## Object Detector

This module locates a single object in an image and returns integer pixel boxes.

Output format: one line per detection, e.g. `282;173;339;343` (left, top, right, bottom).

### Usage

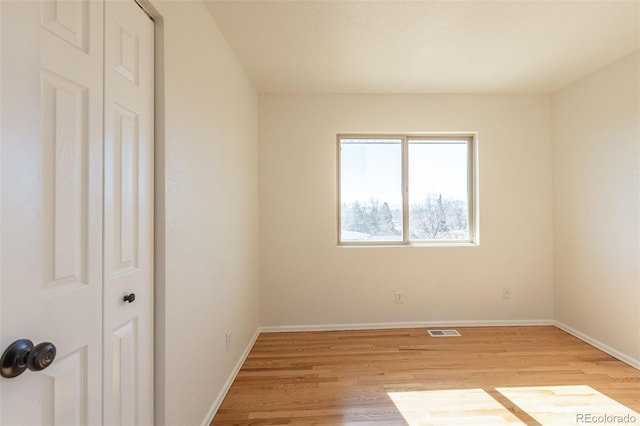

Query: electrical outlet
395;290;405;304
225;330;232;352
503;288;511;300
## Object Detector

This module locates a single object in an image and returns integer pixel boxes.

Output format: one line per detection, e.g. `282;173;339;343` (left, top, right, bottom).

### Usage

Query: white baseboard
555;321;640;371
260;319;555;333
200;327;261;426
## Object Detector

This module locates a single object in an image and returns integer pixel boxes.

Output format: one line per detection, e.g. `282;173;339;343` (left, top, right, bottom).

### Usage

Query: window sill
337;241;479;248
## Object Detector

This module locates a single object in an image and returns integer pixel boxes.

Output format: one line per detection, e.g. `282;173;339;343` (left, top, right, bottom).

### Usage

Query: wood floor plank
211;326;640;425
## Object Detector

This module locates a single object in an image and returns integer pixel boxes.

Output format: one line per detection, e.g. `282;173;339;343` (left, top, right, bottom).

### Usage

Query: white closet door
0;0;104;424
102;1;154;425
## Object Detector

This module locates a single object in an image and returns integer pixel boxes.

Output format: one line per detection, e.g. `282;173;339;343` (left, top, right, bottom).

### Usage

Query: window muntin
338;134;476;246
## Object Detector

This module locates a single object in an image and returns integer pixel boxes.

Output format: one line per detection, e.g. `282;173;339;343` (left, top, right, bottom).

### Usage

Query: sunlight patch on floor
387;388;525;425
388;385;640;426
496;385;640;426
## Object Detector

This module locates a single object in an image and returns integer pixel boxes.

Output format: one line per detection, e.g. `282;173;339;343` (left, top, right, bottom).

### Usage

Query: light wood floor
211;326;640;425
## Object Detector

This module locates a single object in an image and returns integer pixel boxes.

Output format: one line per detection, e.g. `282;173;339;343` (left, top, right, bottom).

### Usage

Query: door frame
133;1;166;423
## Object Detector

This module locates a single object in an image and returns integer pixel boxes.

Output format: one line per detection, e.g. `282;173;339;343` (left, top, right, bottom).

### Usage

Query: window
338;134;477;245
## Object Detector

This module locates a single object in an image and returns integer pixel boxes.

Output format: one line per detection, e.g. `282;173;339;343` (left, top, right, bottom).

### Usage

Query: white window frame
337;133;479;246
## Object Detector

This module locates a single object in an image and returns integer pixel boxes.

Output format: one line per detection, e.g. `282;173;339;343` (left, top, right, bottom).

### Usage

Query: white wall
552;51;640;363
152;2;259;425
259;95;554;327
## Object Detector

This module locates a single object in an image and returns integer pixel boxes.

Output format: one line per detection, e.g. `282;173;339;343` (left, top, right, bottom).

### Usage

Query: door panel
41;70;89;296
103;1;154;425
0;0;103;424
41;347;88;425
112;104;140;277
112;319;139;425
41;0;88;52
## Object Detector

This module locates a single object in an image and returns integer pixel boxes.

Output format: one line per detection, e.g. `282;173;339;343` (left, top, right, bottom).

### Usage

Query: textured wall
259;94;554;327
552;51;640;363
153;2;259;424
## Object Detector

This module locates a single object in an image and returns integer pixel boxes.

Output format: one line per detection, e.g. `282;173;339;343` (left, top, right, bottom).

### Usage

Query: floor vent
428;329;461;337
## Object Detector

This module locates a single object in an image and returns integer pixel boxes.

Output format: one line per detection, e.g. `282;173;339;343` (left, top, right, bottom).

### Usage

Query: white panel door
103;1;154;425
0;0;104;424
1;1;154;425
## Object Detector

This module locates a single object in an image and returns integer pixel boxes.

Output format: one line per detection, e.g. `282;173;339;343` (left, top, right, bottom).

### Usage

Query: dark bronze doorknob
123;293;136;303
27;342;57;372
1;339;57;378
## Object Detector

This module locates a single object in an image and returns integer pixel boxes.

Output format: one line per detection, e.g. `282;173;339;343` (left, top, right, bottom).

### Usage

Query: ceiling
205;0;639;94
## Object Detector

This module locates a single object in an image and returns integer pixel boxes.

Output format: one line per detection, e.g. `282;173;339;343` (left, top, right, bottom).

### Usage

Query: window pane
408;140;469;241
340;139;403;242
